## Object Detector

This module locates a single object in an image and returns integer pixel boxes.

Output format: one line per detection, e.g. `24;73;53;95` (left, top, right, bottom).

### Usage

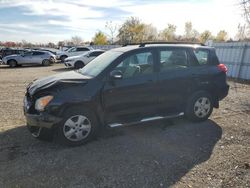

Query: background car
2;50;56;67
0;48;26;59
64;49;105;69
56;46;94;62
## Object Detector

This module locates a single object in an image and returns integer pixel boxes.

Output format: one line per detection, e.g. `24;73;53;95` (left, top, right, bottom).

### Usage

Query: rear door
75;47;90;56
31;51;45;64
155;47;193;114
102;49;158;124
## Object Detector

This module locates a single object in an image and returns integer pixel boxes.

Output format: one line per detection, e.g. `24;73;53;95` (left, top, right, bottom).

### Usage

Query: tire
74;61;84;69
60;55;67;62
42;59;50;66
27;126;54;142
55;107;99;146
8;60;17;68
185;91;213;122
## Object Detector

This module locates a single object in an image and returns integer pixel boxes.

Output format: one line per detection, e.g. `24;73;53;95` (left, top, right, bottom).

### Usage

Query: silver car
2;50;56;67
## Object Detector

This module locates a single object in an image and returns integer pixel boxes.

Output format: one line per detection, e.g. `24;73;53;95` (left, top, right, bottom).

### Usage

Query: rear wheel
55;108;99;146
185;91;213;122
42;59;50;66
74;61;84;69
8;60;17;68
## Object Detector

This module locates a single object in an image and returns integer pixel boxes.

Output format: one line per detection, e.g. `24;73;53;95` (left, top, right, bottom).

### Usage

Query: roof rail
122;41;205;47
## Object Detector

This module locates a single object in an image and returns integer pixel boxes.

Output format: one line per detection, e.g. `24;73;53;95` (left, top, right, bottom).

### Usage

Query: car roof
110;44;215;53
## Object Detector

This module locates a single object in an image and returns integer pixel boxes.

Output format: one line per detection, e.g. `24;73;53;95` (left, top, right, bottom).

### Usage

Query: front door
102;49;158;124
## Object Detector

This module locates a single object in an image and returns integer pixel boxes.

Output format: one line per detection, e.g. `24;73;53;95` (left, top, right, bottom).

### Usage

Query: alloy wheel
63;115;91;141
193;97;211;118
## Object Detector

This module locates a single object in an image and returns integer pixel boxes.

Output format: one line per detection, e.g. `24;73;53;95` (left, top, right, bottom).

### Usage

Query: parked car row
0;46;101;68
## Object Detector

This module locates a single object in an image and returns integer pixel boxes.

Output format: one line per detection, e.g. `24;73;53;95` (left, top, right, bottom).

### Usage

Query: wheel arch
74;60;85;68
54;102;104;128
187;84;219;108
7;59;18;65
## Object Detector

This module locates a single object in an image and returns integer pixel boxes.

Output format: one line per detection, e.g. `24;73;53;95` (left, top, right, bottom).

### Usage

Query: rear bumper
25;112;62;129
218;84;229;100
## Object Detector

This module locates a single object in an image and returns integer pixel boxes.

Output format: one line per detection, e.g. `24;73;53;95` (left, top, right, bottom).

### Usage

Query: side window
160;49;188;72
77;48;89;52
113;51;154;79
68;48;76;52
194;49;209;65
89;51;103;57
24;52;33;56
33;52;44;56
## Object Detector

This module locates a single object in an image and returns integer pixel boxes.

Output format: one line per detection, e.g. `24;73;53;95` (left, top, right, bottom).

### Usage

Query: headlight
65;59;73;62
35;95;54;111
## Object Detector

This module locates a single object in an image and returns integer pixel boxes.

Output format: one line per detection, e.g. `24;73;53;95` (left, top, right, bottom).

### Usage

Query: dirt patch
0;64;249;187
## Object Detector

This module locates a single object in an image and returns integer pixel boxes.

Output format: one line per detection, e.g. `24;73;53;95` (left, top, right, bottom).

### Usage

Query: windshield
79;51;122;77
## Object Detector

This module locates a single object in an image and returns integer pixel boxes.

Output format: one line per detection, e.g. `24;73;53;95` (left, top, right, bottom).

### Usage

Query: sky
0;0;245;43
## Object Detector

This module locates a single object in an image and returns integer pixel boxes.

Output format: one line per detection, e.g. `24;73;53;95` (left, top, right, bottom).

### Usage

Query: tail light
217;64;228;73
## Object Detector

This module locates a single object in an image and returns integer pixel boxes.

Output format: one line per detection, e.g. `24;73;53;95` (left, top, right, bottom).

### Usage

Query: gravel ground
0;64;249;188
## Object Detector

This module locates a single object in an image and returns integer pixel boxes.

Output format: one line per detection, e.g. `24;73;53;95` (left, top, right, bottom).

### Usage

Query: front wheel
55;108;99;146
8;60;17;68
185;91;213;122
74;61;84;69
42;59;51;66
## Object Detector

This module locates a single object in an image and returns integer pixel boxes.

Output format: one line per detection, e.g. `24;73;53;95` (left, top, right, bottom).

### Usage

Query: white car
64;50;105;69
56;46;94;62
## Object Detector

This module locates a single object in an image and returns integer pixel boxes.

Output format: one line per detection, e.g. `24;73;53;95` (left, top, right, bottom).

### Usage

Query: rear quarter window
194;49;209;65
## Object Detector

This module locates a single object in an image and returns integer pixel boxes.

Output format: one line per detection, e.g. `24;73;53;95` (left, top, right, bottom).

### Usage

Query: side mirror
110;70;123;80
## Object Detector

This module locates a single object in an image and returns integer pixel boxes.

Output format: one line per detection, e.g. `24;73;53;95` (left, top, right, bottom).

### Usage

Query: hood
27;71;91;95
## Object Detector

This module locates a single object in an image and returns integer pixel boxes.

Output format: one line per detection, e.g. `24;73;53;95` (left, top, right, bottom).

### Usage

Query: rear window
194;49;209;65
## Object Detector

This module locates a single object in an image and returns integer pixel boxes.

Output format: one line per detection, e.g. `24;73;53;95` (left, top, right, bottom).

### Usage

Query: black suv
24;42;229;146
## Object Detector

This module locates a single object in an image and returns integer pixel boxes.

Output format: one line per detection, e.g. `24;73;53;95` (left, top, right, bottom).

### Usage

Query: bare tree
105;21;118;44
70;36;83;46
240;0;250;25
159;24;177;41
142;24;158;41
183;22;199;41
235;23;250;40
